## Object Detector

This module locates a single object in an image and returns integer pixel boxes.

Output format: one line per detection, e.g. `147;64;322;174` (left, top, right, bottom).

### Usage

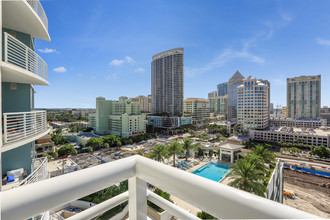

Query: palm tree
182;138;195;161
167;141;183;167
149;144;168;162
228;157;266;197
251;145;275;165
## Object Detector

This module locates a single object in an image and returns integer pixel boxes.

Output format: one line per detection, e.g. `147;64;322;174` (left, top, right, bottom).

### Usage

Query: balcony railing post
4;33;8;62
23;113;27;137
3;114;8;143
128;177;147;220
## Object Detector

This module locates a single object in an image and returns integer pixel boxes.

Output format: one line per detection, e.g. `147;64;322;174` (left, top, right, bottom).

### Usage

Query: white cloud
37;48;59;54
134;67;145;73
53;66;67;73
125;56;135;64
109;59;125;66
316;37;330;46
109;56;135;67
105;73;117;80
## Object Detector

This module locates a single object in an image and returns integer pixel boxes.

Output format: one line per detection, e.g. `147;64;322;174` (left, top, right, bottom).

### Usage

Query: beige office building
237;76;270;132
282;107;287;118
184;98;210;125
130;95;152;113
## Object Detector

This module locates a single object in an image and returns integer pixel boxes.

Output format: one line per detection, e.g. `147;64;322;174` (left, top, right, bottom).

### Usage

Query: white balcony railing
4;32;48;81
26;0;48;30
3;110;48;145
1;156;318;220
18;157;49;187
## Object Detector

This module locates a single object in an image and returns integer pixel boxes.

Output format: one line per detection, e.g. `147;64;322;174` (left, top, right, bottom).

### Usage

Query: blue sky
35;0;330;108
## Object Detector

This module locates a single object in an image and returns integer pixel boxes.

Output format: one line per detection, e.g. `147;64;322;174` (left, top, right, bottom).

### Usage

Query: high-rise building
217;82;228;96
89;97;146;137
320;106;330;125
151;48;184;116
227;71;245;122
208;95;228;115
237;76;270;131
287;75;321;119
184;98;210;125
130;95;152;113
282;107;287;118
1;0;51;194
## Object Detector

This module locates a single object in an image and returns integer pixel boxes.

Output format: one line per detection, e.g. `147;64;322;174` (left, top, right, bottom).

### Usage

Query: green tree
311;145;330;159
251;145;275;165
87;137;103;150
167;141;183;167
149;144;169;162
58;144;77;157
197;211;215;219
228;157;266;197
182;138;195;161
104;143;110;148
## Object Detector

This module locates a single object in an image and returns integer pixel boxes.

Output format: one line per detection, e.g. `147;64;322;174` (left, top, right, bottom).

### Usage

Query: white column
230;151;234;163
219;149;222;161
129;177;147;220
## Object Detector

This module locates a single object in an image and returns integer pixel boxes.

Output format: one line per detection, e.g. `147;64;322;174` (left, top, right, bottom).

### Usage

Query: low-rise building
184;98;210;125
147;116;192;129
249;127;330;147
35;135;55;158
270;118;327;129
88;97;146;138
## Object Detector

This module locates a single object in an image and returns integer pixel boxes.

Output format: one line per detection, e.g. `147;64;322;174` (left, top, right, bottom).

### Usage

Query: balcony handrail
2;110;48;145
4;32;48;81
18;157;48;187
26;0;48;30
0;156;319;220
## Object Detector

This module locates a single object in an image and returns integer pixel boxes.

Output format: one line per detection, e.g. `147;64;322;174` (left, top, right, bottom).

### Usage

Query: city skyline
34;0;330;108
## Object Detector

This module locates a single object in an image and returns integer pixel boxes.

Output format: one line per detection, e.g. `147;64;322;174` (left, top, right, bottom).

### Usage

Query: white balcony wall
1;156;318;220
3;110;48;148
4;32;47;81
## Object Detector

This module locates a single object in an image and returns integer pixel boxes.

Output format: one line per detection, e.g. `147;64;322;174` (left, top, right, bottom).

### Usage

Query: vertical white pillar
219;149;222;161
0;0;3;192
129;177;147;220
230;151;234;163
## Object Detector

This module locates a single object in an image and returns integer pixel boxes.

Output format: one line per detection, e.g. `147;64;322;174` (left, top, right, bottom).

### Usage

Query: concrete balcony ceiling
2;0;50;41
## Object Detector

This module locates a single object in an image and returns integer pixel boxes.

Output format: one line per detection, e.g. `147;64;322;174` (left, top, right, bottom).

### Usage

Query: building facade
270;118;327;129
287;75;321;119
184;98;210;125
89;97;146;138
282;107;287;118
151;48;184;116
237;76;270;132
0;0;50;191
320;106;330;125
130;95;152;113
208;95;228;115
147;116;192;129
227;71;245;122
217;82;228;96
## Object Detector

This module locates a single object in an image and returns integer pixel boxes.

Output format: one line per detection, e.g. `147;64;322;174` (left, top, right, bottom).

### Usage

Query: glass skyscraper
151;48;184;116
287;75;321;119
227;71;245;122
217;82;228;96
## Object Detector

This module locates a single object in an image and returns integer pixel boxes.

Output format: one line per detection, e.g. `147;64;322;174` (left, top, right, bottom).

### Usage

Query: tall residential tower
151;48;184;116
287;75;321;119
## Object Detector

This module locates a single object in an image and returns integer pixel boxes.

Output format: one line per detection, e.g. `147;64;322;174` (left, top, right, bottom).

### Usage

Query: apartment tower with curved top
151;48;184;117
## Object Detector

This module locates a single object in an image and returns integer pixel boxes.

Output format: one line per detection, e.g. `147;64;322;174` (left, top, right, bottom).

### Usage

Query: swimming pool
192;162;231;182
